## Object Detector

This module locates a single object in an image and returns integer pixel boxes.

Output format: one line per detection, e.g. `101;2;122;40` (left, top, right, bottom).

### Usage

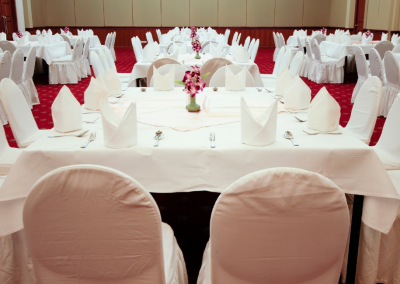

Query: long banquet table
0;87;399;284
13;41;72;64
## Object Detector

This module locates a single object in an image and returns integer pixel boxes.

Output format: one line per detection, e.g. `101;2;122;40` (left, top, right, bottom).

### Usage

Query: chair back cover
313;34;326;44
272;47;286;77
355;46;369;81
146;58;180;84
277;49;292;76
393;44;400;53
10;49;24;84
369;48;386;82
375;41;394;59
200;58;233;87
346;76;383;142
289;51;304;76
90;51;105;78
384;51;400;89
247;39;255;55
71;38;82;62
250;39;259;61
23;47;36;81
23;165;167;284
305;39;314;59
311;39;322;61
98;49;110;71
208;167;349;284
0;51;11;81
0;79;39;147
209;65;255;87
0;41;16;55
105;33;111;48
243;36;250;50
82;37;90;60
232;32;238;46
60;34;71;46
104;47;116;69
150;64;188;87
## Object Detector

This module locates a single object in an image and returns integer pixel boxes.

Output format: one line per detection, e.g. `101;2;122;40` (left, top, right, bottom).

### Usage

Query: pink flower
16;31;23;38
191;65;201;74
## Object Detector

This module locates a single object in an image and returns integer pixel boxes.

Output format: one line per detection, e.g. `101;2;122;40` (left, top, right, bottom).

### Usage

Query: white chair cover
0;51;11;82
382;32;388;41
10;49;32;109
273;32;279;62
231;32;238;46
0;121;22;173
0;41;16;55
305;39;316;80
243;36;250;50
197;168;349;284
375;41;394;59
0;79;47;148
247;39;255;55
150;64;189;87
250;39;259;62
369;48;386;83
90;50;105;78
351;46;370;103
209;65;256;87
23;165;188;284
22;47;39;106
346;76;382;144
393;44;400;53
200;58;233;87
379;51;400;117
99;49;110;71
110;32;116;61
80;37;91;77
289;51;304;76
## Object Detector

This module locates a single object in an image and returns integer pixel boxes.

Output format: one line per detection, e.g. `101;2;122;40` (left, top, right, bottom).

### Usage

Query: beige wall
132;0;161;26
161;0;189;27
46;0;75;27
23;0;33;28
303;0;331;27
190;0;218;27
247;0;275;27
104;0;133;26
365;0;392;30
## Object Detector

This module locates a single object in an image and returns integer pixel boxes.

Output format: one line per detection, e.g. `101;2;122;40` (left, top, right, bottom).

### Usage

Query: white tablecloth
287;36;311;46
130;53;263;87
320;41;375;57
69;35;101;47
15;41;72;64
0;87;398;236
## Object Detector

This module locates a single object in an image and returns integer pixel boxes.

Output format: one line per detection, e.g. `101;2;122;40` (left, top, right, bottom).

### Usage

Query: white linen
283;75;311;110
153;65;175;91
236;46;250;63
241;98;277;146
100;68;122;96
275;68;294;97
164;48;179;61
84;77;108;111
143;43;154;63
225;65;246;91
16;41;72;65
52;86;83;133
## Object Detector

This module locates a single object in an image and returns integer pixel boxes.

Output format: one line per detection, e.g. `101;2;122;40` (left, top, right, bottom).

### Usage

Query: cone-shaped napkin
164;48;179;61
211;44;226;58
100;100;137;149
236;46;250;63
84;77;108;110
283;75;311;110
226;65;246;91
52;86;82;133
153;65;175;91
99;68;122;96
275;68;294;97
307;87;341;132
241;98;278;146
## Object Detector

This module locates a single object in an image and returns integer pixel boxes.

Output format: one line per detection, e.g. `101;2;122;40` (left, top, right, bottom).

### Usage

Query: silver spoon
154;130;164;147
294;116;307;122
83;117;99;123
81;132;96;148
284;131;299;146
270;94;284;104
265;88;272;93
256;88;262;92
210;132;215;148
303;130;342;135
48;130;89;138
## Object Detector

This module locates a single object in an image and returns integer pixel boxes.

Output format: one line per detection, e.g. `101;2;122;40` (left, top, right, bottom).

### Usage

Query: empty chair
0;79;47;148
392;44;400;53
103;47;130;82
90;50;105;78
351;46;370;103
209;65;256;87
146;58;180;85
346;77;383;144
0;41;16;55
23;165;188;284
80;37;91;77
305;39;316;79
375;41;394;59
273;32;279;61
110;32;116;61
250;39;259;62
369;48;386;83
231;31;238;46
132;36;143;62
150;64;189;87
289;51;304;76
98;49;111;71
0;123;22;172
10;49;32;108
247;38;255;54
200;57;233;87
0;51;11;82
243;36;250;50
60;34;71;47
313;34;326;44
379;51;400;117
261;47;289;88
200;41;218;53
298;37;308;77
197;168;349;284
22;47;39;106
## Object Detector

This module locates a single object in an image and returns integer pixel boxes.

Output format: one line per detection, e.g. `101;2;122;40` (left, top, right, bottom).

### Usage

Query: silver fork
210;133;216;148
109;93;126;104
265;88;272;93
303;130;342;135
83;117;99;123
48;130;89;138
81;132;96;148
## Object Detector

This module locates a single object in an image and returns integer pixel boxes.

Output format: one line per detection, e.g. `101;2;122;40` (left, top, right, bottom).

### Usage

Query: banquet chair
12;33;18;42
80;37;91;77
305;39;316;80
132;36;143;62
369;48;386;84
351;46;371;103
0;51;11;82
197;167;349;284
0;124;22;172
146;58;180;86
23;165;188;284
60;34;72;47
273;32;279;61
149;64;189;87
289;51;304;76
200;41;218;53
247;38;255;55
10;49;32;109
209;65;255;87
243;36;250;50
200;57;233;87
312;34;326;44
104;47;130;81
374;93;400;169
375;41;394;59
260;47;287;88
350;34;362;41
105;33;112;49
90;51;105;78
98;49;110;71
379;51;400;117
345;76;383;144
298;37;308;77
0;41;16;55
392;44;400;53
22;47;39;106
49;38;82;84
0;79;48;148
231;32;238;46
250;39;259;62
110;32;117;61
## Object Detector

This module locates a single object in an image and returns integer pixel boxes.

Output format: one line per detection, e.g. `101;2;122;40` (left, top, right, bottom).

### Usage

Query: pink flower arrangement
190;25;197;39
192;38;201;53
64;27;69;33
321;27;326;35
365;30;371;38
175;66;209;97
16;31;23;38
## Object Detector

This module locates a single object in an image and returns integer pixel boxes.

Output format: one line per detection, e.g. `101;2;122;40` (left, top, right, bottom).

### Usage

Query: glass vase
195;51;201;59
186;94;200;112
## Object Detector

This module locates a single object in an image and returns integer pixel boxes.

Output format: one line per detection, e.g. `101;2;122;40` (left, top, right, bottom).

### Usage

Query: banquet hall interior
1;0;400;284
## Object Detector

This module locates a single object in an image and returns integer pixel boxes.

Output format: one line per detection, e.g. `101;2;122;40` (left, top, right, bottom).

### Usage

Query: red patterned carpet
5;48;384;147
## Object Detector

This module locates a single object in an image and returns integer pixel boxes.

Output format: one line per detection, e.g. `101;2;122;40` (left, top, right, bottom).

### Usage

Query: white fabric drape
15;0;25;32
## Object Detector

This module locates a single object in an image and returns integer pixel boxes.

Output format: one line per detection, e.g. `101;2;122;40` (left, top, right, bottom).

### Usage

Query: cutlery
285;109;307;114
284;131;299;146
210;132;216;148
294;116;307;122
270;94;284;104
48;130;89;138
115;92;125;98
82;111;100;114
302;130;342;135
154;130;164;147
256;88;262;92
81;132;96;148
83;117;99;123
265;88;272;93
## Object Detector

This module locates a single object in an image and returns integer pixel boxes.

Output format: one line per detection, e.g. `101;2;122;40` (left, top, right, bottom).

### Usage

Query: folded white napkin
16;37;25;46
225;65;246;91
153;65;175;91
48;29;52;35
342;35;351;45
153;41;160;56
38;36;47;46
382;33;388;41
307;87;340;132
36;30;40;36
99;68;122;96
334;34;341;43
142;43;154;62
211;43;226;58
241;97;278;146
276;68;294;97
327;34;335;42
84;77;109;110
362;36;372;45
89;30;94;36
52;86;82;133
100;100;137;149
173;42;186;54
164;48;179;61
283;75;311;110
236;46;250;63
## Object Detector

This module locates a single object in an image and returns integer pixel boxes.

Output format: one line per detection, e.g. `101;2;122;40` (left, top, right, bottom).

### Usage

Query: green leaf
201;72;210;79
174;80;186;86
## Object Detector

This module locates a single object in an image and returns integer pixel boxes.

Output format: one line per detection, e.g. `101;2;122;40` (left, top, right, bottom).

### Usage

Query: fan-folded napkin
153;65;175;91
99;68;122;96
283;75;311;109
236;46;250;63
211;43;226;58
52;86;82;133
362;36;372;45
84;77;108;110
276;68;294;97
241;98;278;146
226;65;246;91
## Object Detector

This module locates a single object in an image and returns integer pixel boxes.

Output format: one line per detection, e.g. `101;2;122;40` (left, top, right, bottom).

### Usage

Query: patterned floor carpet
4;47;384;148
